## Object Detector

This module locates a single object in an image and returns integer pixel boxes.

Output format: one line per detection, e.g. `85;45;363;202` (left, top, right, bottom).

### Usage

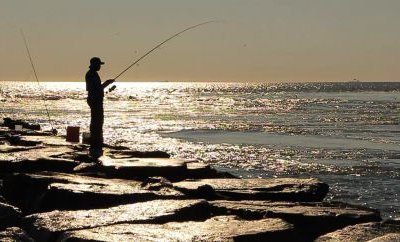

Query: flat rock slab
0;146;74;163
60;215;295;242
3;135;43;147
2;118;41;131
25;199;210;242
0;144;42;153
0;203;22;230
0;156;78;174
185;162;219;179
368;233;400;242
0;227;34;242
173;178;329;202
211;200;381;240
3;172;185;213
21;135;75;147
109;150;171;158
315;220;400;242
53;148;171;163
99;157;188;181
0;128;53;137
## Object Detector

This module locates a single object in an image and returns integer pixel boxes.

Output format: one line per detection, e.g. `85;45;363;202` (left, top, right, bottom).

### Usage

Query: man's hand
103;79;115;87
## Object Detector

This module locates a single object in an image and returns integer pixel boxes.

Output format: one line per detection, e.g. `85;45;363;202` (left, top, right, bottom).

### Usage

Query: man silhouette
85;57;114;158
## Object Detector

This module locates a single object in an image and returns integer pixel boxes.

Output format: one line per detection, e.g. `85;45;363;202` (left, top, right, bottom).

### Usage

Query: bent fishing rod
20;29;57;134
111;20;218;84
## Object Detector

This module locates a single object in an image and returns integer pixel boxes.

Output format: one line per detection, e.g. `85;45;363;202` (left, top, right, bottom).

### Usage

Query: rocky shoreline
0;118;399;241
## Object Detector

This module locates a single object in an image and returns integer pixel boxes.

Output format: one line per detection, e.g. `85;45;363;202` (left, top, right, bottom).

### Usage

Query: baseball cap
90;57;105;65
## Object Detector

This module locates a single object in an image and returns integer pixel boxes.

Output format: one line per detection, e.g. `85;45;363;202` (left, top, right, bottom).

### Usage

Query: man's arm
102;79;115;89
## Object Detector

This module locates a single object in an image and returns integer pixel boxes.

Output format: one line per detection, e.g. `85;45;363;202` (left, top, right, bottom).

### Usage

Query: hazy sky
1;0;399;82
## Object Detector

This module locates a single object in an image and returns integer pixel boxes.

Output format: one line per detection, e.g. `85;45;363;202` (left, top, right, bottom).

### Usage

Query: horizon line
2;80;400;83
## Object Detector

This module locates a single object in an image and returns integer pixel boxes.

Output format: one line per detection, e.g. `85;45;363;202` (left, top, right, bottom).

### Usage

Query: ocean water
1;81;399;218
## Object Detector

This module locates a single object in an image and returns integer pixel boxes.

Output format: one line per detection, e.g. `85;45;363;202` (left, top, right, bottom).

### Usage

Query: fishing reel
51;128;58;135
106;85;116;94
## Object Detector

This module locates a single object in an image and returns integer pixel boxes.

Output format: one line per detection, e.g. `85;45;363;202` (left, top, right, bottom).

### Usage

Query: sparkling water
1;81;399;218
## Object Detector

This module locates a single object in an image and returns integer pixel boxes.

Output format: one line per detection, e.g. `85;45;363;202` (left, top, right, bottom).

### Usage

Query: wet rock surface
0;202;22;230
0;143;41;154
0;227;34;242
0;118;393;241
108;149;171;158
99;157;188;181
61;216;295;242
173;178;329;202
0;129;77;175
4;134;43;147
367;233;400;242
315;220;400;242
3;172;185;213
20;135;74;147
0;146;74;163
25;199;210;242
0;156;78;174
185;162;225;179
211;200;381;241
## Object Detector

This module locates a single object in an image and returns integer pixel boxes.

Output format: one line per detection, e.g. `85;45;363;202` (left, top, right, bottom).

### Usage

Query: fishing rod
112;20;218;83
20;29;57;135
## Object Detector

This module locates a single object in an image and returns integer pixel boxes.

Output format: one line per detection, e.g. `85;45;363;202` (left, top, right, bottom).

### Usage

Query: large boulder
24;199;210;242
0;227;34;242
315;220;400;242
173;178;329;202
2;172;185;213
60;216;295;242
211;200;381;241
0;203;22;230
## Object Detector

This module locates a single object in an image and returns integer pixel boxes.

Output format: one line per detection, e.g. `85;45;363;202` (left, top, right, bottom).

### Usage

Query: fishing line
113;20;219;80
20;29;57;134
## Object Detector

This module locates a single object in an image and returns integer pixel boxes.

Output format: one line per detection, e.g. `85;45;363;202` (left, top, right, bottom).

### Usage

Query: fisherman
85;57;114;158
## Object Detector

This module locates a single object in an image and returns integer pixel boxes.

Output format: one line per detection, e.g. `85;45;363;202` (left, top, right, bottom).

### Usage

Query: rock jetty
0;118;398;241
